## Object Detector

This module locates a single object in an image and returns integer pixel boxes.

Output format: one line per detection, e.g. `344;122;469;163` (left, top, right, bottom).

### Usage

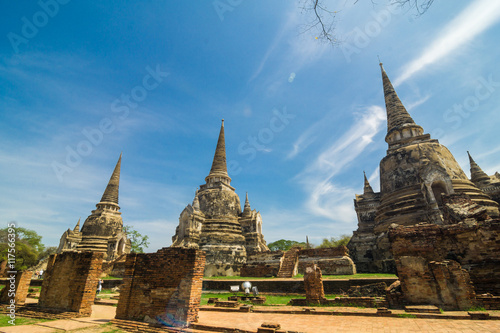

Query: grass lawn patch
204;273;397;280
0;316;53;327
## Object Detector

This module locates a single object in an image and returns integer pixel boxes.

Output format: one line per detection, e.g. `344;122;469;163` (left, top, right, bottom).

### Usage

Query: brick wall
389;219;500;294
0;270;33;305
297;247;355;275
240;251;283;277
115;247;206;327
38;251;104;316
299;247;348;258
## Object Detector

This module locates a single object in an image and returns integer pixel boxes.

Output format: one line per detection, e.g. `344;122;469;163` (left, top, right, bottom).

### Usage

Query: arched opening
431;181;448;208
117;238;126;256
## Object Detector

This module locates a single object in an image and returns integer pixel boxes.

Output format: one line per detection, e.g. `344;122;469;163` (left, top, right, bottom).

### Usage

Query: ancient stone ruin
38;251;104;316
0;270;33;306
241;246;356;278
304;264;325;305
57;154;131;261
115;247;206;327
171;120;269;276
348;63;500;273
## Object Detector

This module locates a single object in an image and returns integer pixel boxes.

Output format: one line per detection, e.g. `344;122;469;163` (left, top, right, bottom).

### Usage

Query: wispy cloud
395;0;500;86
296;105;386;220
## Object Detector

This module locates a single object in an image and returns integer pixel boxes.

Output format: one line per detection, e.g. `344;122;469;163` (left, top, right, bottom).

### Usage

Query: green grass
397;314;417;318
0;316;53;327
200;292;346;306
204;273;397;280
468;306;486;312
99;289;117;295
204;276;276;280
102;276;123;280
293;273;398;279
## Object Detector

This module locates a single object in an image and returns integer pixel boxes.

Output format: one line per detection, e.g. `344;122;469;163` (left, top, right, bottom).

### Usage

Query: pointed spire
99;153;121;205
380;63;425;146
206;120;231;184
192;188;200;211
73;218;81;232
363;171;375;196
468;151;490;184
243;192;251;216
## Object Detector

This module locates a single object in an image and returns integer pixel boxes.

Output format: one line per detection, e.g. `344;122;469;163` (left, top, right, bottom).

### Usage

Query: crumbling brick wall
297;247;356;275
240;251;283;277
38;251;103;316
304;264;325;305
0;270;33;305
389;219;500;294
115;247;206;327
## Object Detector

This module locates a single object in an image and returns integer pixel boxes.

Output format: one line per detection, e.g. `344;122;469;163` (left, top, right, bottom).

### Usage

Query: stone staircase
277;247;300;278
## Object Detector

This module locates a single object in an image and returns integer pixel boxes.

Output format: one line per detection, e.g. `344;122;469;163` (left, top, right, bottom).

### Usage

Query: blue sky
1;0;500;251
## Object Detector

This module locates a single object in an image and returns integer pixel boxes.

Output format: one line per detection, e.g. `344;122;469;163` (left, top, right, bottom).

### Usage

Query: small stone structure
39;251;104;316
0;271;33;305
57;154;131;261
115;247;206;327
304;264;325;305
171;121;269;276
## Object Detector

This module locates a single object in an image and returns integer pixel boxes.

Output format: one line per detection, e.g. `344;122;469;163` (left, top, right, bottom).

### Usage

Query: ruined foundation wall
0;271;33;305
240;251;283;277
298;247;356;275
115;248;205;327
389;219;500;295
39;252;104;316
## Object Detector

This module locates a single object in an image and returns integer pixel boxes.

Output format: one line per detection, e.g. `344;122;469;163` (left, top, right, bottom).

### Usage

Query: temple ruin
348;64;500;273
57;154;131;261
171;120;269;276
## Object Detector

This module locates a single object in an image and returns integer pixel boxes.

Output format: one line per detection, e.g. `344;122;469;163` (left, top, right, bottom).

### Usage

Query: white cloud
395;0;500;86
296;105;386;220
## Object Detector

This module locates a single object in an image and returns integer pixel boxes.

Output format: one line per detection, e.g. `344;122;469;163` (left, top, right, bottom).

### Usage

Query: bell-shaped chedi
171;120;268;276
57;154;131;261
348;64;499;273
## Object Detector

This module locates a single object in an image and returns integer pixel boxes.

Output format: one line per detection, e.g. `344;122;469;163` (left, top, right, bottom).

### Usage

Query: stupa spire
192;188;200;211
73;218;81;232
468;151;490;184
99;153;121;205
206;120;231;184
363;171;375;196
243;192;251;215
380;63;425;146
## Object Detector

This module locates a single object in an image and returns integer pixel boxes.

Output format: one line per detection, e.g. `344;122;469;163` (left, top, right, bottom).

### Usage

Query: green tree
38;246;58;261
123;225;150;253
267;239;308;251
318;234;351;248
0;224;46;271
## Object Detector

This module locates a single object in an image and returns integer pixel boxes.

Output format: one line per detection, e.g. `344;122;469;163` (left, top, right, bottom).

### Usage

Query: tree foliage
267;239;308;251
317;234;351;248
0;224;46;271
123;225;150;253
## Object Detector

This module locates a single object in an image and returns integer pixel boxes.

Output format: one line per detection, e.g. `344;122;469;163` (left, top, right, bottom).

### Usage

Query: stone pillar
0;271;33;305
39;251;104;316
304;264;325;305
